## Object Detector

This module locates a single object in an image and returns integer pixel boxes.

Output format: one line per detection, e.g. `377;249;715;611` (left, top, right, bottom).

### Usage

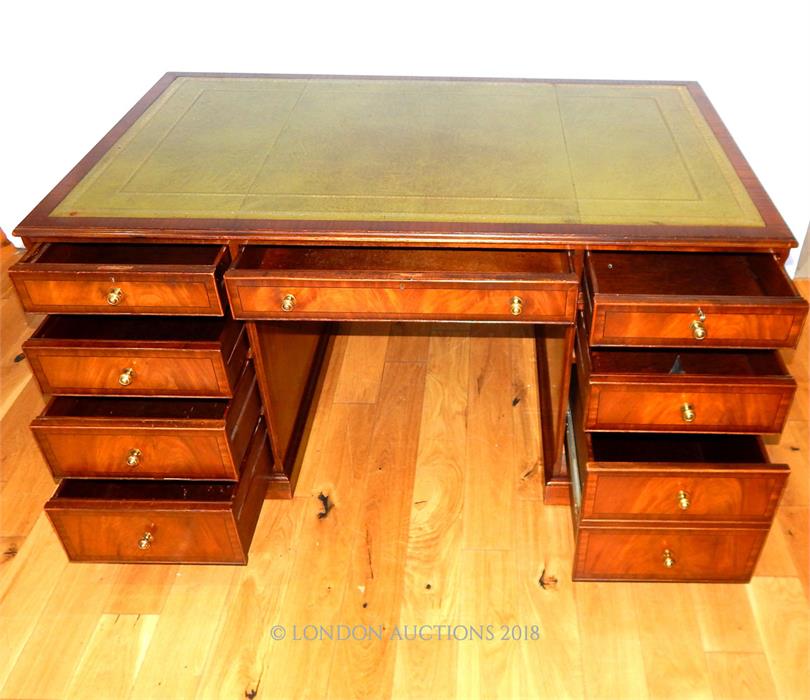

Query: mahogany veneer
24;315;248;398
9;74;809;575
32;360;262;480
45;418;271;564
11;243;230;315
585;252;807;348
225;247;578;322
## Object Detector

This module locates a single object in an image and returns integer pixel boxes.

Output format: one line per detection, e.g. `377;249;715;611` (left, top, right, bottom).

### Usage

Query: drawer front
573;527;767;581
34;428;234;480
227;282;577;322
587;384;794;434
582;470;788;521
585;252;808;348
31;363;261;479
46;507;248;564
25;350;234;397
590;304;806;348
10;243;229;315
45;420;271;564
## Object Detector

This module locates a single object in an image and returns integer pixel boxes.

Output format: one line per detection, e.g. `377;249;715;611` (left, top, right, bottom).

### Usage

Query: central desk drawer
24;316;247;398
225;247;578;322
44;419;271;564
32;361;261;480
10;243;229;315
585;252;807;348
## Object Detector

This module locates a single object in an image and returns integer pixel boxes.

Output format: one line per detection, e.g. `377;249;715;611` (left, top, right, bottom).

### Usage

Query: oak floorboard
574;582;649;700
691;584;763;653
391;328;469;700
748;576;809;700
65;613;159;700
634;584;713;700
705;652;779;700
463;327;517;550
327;361;427;700
332;324;390;404
128;565;238;700
0;562;121;699
255;403;376;700
196;500;309;699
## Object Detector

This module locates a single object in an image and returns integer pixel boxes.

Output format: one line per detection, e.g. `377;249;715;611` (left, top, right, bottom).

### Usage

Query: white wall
2;0;807;274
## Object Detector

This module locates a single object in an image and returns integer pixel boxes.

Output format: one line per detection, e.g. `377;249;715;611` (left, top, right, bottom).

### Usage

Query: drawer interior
31;315;231;343
233;246;574;279
28;243;224;267
589;347;789;378
590;433;769;465
54;478;237;502
43;395;229;420
588;252;796;297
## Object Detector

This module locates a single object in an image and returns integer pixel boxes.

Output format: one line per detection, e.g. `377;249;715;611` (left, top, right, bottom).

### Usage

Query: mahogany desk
10;74;807;581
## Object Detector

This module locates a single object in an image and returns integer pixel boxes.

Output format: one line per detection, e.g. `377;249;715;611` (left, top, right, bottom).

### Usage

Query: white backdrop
2;0;808;274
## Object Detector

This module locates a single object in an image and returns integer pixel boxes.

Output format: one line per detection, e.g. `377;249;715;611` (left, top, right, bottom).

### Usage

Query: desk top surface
17;74;793;249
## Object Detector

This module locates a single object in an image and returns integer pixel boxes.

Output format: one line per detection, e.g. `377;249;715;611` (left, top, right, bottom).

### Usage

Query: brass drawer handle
281;294;296;312
118;368;135;386
677;490;690;510
126;448;142;467
662;549;676;568
691;308;707;340
681;403;696;423
106;287;124;305
510;296;523;316
138;532;154;550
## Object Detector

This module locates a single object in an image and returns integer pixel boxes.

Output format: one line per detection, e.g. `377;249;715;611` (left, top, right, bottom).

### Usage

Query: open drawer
585;252;808;348
10;243;230;315
44;418;271;564
224;246;579;322
24;315;248;398
32;360;262;480
576;319;796;434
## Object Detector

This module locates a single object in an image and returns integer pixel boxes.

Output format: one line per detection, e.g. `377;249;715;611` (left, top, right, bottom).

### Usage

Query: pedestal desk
10;74;807;581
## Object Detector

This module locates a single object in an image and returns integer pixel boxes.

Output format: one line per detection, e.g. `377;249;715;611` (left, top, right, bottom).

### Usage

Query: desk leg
246;321;331;498
535;324;576;505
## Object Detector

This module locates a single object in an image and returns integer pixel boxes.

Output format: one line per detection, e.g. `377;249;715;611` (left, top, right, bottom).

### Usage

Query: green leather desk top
47;77;765;229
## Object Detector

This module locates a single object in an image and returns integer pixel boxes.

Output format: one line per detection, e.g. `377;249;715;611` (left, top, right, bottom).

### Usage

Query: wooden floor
1;242;808;700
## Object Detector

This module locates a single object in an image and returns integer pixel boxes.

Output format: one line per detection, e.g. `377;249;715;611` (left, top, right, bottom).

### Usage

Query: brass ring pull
127;448;142;467
118;368;135;386
677;490;690;510
510;296;523;316
138;532;154;550
681;403;696;423
662;549;676;568
281;294;296;312
106;287;123;305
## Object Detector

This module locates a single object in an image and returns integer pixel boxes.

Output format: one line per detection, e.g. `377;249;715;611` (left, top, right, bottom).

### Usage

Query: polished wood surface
44;419;270;564
574;527;768;582
577;323;797;433
10;243;229;315
1;267;807;698
586;252;808;347
226;247;578;322
24;316;247;397
31;361;261;479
